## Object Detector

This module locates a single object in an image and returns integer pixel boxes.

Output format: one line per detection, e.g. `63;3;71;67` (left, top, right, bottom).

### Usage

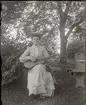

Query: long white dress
19;45;55;96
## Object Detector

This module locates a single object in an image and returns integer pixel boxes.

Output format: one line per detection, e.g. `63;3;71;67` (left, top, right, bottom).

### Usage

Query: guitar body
24;60;45;69
24;55;55;69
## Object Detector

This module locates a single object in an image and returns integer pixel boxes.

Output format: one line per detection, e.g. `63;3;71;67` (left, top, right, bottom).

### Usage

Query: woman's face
32;37;40;45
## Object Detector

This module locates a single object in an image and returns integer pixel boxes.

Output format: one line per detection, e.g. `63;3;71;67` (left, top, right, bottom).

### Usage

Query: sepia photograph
1;1;86;105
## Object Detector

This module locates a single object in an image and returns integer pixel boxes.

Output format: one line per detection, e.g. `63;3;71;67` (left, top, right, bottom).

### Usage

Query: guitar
24;60;44;69
24;55;55;69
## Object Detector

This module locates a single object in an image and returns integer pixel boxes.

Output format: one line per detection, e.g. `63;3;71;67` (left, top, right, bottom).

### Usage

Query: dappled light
1;1;85;105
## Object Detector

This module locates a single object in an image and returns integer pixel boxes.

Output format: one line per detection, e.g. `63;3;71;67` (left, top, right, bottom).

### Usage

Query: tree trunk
59;22;67;63
60;37;67;63
60;37;67;57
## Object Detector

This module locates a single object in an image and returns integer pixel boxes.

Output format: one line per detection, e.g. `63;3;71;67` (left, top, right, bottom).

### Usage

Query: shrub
1;42;26;86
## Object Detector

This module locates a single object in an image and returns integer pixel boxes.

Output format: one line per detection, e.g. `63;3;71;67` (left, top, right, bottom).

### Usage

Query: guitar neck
36;55;55;61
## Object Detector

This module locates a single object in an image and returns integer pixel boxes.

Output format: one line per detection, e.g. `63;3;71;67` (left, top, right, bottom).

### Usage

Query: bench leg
74;73;85;88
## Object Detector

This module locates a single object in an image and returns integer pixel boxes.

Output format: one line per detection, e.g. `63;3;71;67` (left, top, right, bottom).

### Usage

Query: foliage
2;1;28;22
66;39;85;58
1;35;28;86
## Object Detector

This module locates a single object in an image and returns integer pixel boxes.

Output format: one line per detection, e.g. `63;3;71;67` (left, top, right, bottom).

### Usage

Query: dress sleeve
42;46;49;58
19;47;30;63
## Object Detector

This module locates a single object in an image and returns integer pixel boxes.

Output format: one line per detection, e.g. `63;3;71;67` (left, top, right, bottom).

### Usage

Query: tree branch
64;1;72;23
57;1;63;18
66;19;84;39
36;1;45;8
64;1;72;16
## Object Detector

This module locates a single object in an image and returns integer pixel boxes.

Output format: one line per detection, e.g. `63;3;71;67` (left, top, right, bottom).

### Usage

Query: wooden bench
72;53;85;88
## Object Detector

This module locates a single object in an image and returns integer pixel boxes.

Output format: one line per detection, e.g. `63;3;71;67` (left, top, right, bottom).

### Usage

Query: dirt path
1;72;85;105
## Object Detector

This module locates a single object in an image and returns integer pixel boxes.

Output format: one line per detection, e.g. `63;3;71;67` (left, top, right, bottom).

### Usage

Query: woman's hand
19;56;31;63
30;56;36;62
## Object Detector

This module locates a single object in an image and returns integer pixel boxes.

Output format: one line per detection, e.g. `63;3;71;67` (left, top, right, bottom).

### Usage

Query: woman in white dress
19;32;55;98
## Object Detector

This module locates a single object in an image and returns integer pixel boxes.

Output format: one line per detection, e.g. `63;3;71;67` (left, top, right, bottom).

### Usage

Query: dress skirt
27;64;55;97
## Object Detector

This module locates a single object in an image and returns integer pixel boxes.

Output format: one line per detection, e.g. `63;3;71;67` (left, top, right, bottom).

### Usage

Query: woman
19;32;55;98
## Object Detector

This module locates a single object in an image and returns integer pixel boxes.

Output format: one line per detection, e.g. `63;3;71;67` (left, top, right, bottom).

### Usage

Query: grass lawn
1;70;85;105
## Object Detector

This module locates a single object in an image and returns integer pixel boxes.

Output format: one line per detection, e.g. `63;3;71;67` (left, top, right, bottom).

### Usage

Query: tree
57;1;85;60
